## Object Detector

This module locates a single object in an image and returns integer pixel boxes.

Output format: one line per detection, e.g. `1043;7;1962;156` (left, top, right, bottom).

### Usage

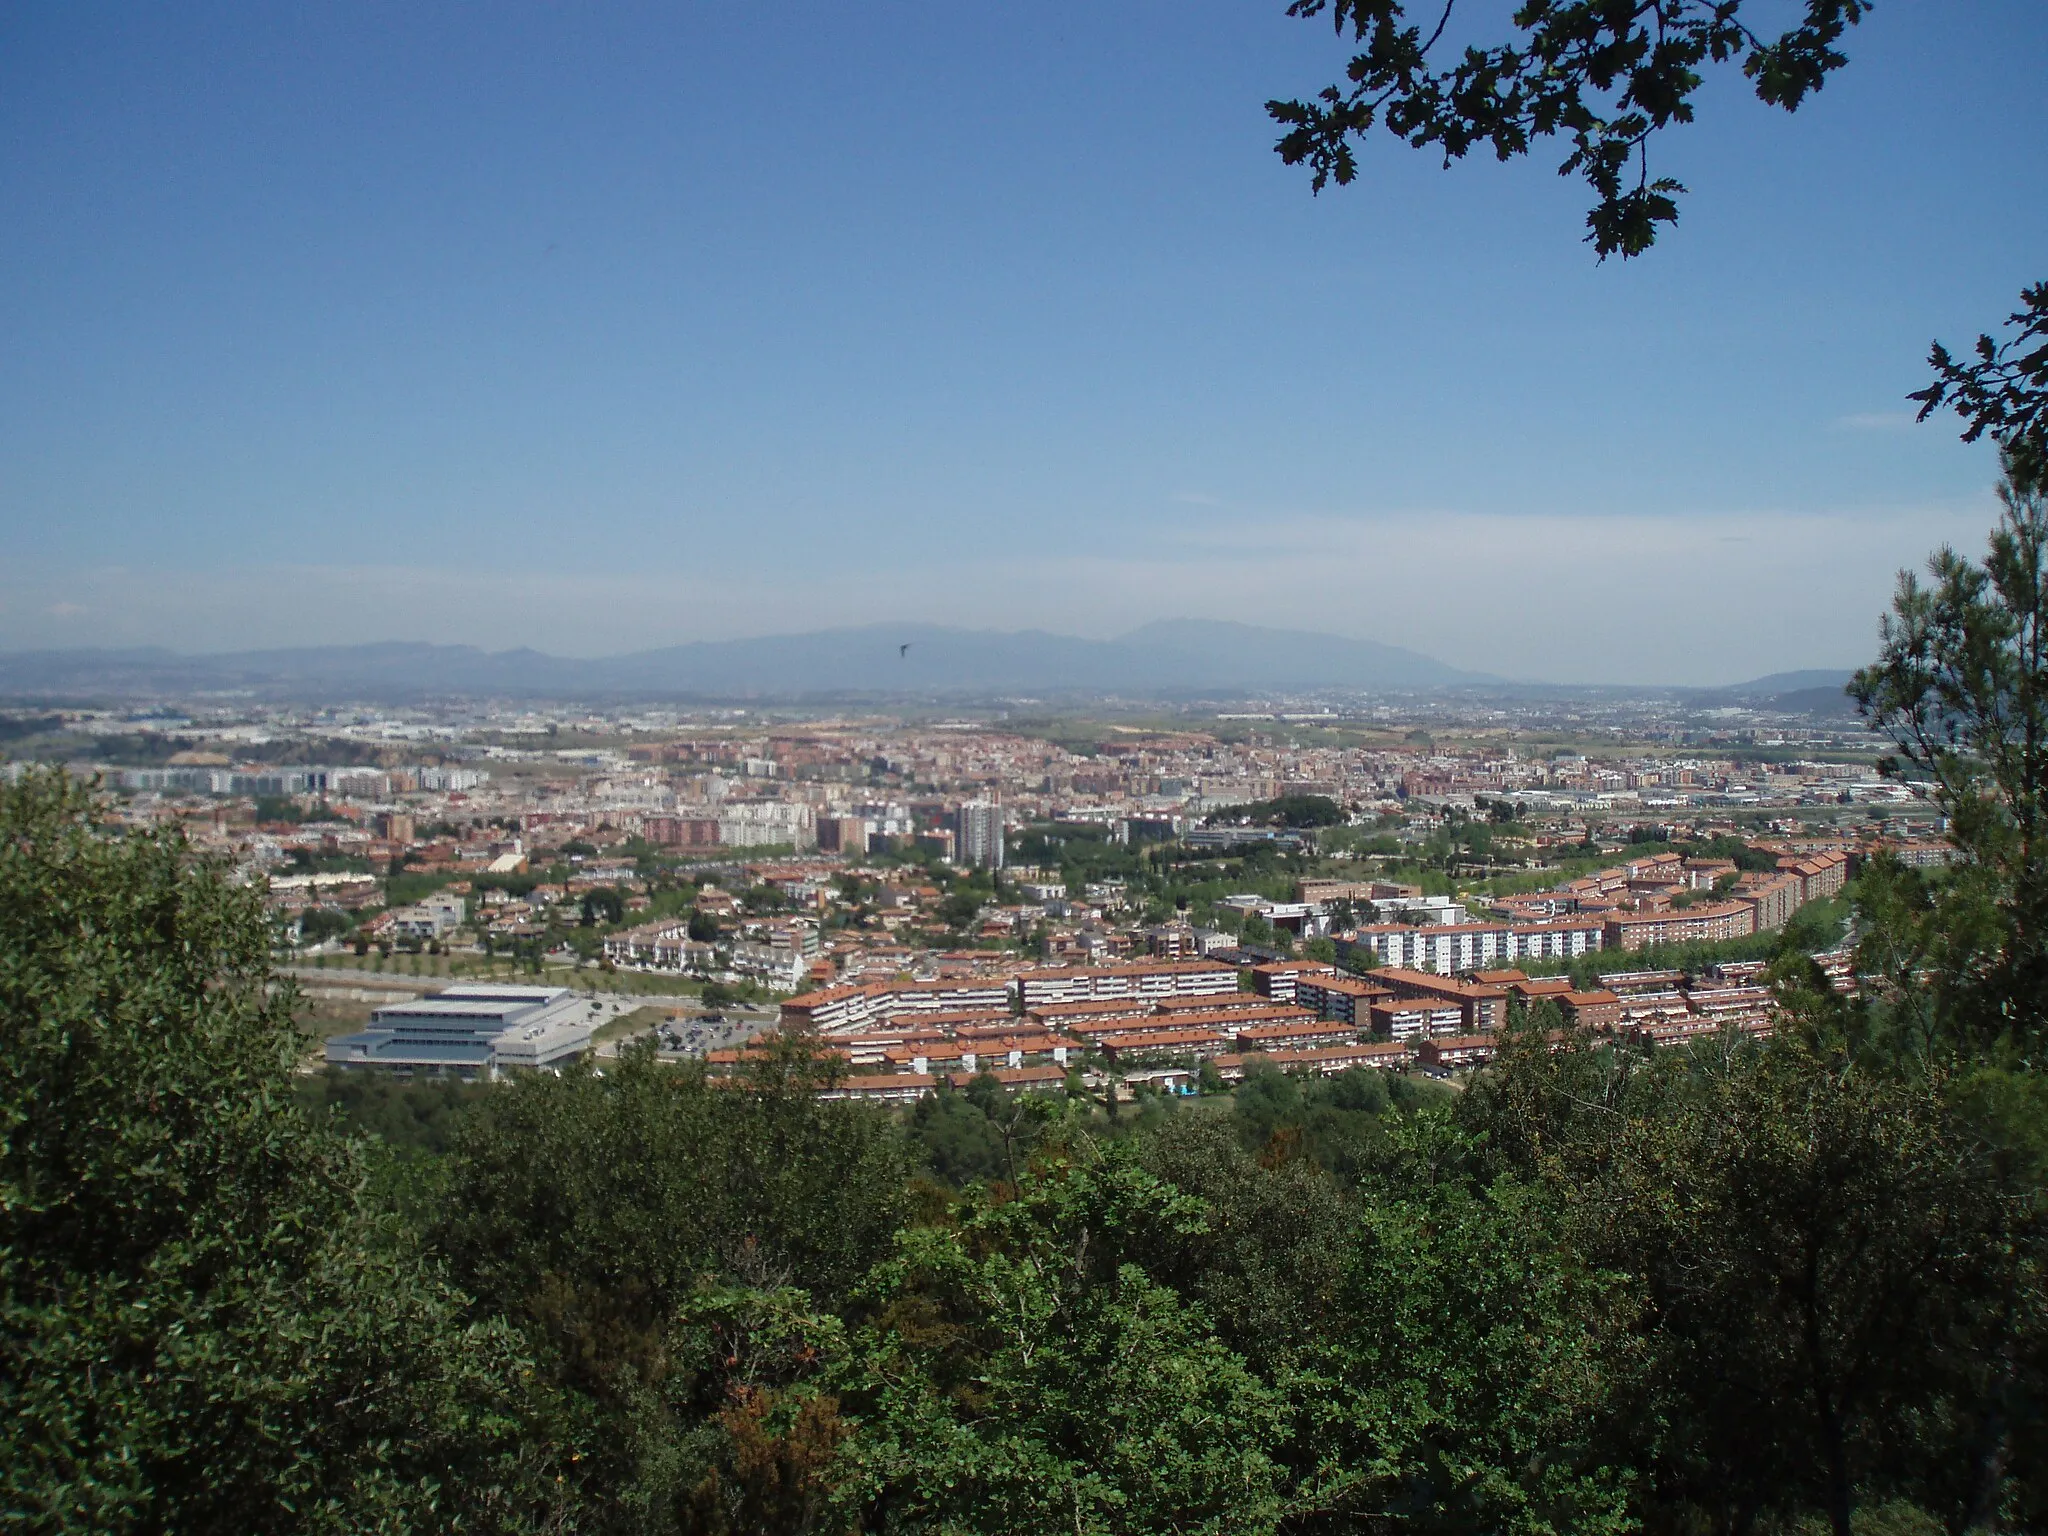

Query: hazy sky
2;2;2043;684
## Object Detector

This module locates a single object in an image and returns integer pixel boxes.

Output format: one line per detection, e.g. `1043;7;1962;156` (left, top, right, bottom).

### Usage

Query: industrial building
324;983;593;1076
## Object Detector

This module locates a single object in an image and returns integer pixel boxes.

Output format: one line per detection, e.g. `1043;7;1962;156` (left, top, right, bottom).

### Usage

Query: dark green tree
0;769;552;1534
580;886;626;926
1853;455;2048;1057
1269;0;1870;256
836;1142;1291;1535
432;1037;909;1532
1462;1018;2043;1535
1291;1116;1646;1536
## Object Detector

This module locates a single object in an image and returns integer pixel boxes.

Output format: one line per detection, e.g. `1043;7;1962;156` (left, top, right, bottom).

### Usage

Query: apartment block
1249;960;1340;1003
1342;917;1603;976
1371;968;1509;1032
1368;998;1466;1041
1603;901;1758;951
1294;973;1395;1028
1736;872;1801;932
1014;959;1239;1010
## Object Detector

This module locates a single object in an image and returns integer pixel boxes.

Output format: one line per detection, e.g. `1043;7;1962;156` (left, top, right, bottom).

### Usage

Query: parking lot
583;995;778;1059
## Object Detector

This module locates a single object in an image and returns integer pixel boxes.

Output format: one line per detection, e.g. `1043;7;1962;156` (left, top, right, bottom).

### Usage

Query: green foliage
579;886;626;926
296;1066;494;1155
1689;832;1784;872
1912;282;2048;487
838;1143;1292;1535
1228;1062;1448;1185
1270;0;1868;257
0;768;550;1534
438;1041;908;1321
1854;457;2048;1057
906;1078;1010;1186
1296;1118;1646;1536
936;888;984;930
1132;1115;1352;1368
1204;793;1344;828
297;905;354;943
1462;1020;2047;1536
1011;821;1147;892
906;1076;1060;1189
432;1038;910;1530
384;868;462;907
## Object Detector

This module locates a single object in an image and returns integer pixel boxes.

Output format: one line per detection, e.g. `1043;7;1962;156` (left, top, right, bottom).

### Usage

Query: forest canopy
5;744;2048;1534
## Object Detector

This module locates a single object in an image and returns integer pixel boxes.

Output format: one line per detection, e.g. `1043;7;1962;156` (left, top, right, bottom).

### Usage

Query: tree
580;886;626;927
432;1039;909;1532
936;888;984;931
1461;1019;2042;1536
298;905;352;945
1291;1119;1646;1536
1913;283;2048;492
1270;0;1870;257
905;1077;1011;1187
1852;453;2048;1056
835;1144;1292;1535
0;769;551;1533
1133;1115;1354;1367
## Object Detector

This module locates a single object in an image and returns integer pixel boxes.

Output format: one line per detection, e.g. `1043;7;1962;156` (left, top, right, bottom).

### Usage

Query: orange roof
1093;1027;1228;1050
1374;968;1506;999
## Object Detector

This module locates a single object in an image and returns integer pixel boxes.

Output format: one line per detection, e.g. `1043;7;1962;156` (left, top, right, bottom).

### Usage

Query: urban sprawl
7;695;1953;1096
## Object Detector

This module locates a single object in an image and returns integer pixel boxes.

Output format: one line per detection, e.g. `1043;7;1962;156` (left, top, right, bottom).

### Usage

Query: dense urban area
1;689;1943;1093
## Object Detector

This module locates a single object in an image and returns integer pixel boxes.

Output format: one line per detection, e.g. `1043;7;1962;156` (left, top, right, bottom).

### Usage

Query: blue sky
2;1;2043;684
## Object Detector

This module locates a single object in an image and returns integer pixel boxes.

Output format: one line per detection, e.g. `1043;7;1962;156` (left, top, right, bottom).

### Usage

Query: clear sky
2;2;2043;685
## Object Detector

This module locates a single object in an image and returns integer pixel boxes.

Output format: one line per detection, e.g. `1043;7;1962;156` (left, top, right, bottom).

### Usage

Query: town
2;692;1945;1095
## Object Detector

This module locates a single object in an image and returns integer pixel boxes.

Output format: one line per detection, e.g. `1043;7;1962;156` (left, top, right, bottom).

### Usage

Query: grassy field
591;1005;667;1048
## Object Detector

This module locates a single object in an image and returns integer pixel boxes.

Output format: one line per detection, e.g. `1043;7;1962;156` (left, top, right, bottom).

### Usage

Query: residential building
1211;1041;1414;1079
1294;973;1395;1028
1014;959;1238;1010
956;800;1005;869
1603;901;1757;951
1341;917;1604;976
1371;968;1509;1032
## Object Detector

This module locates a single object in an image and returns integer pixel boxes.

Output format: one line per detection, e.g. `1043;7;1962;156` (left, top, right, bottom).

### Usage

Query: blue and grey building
325;983;594;1076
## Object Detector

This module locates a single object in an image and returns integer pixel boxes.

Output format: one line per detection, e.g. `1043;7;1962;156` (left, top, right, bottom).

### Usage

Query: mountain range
0;622;1864;707
1695;669;1860;717
0;620;1483;700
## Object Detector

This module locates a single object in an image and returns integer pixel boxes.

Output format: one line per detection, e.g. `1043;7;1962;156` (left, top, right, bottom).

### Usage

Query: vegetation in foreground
9;462;2048;1532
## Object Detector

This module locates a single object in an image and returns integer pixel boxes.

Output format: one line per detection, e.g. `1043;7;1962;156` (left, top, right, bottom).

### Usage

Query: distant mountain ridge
1684;668;1860;717
0;620;1484;700
0;628;1873;704
1719;668;1857;696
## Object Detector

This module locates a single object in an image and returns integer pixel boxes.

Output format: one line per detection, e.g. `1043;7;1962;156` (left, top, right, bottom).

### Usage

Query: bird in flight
899;643;912;658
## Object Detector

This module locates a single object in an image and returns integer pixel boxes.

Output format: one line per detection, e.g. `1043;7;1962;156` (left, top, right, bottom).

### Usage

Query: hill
0;620;1484;700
